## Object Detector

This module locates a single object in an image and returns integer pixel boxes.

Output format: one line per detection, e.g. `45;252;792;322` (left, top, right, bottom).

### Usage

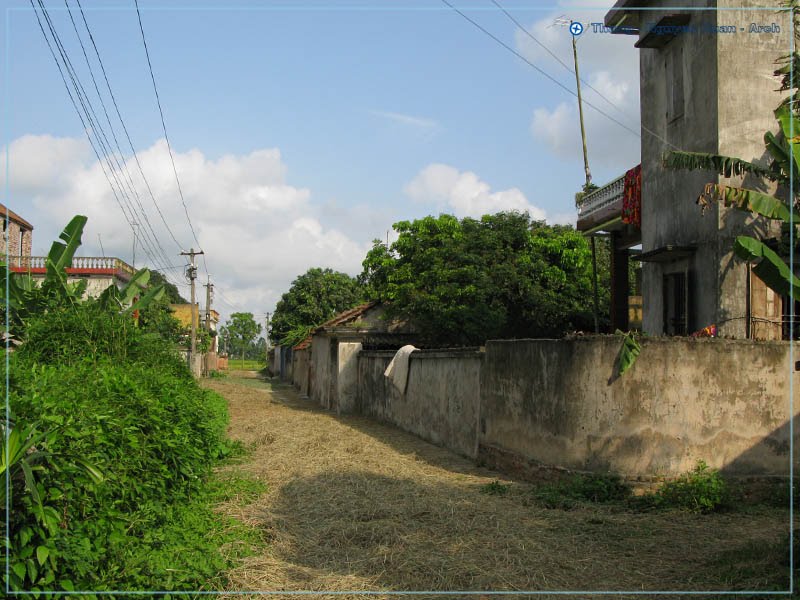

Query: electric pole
205;280;214;331
204;280;214;374
568;23;592;189
265;312;271;365
180;248;204;375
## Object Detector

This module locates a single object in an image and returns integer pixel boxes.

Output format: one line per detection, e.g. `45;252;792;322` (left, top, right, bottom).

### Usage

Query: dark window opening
782;296;800;340
663;271;688;335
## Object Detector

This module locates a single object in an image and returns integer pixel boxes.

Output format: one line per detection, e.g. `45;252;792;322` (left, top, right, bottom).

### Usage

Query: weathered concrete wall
479;338;797;478
292;348;310;397
271;347;281;377
337;342;362;414
311;336;334;409
357;350;482;458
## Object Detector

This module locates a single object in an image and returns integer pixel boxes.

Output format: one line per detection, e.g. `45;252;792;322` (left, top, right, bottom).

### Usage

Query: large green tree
360;211;597;345
270;267;362;345
225;312;262;361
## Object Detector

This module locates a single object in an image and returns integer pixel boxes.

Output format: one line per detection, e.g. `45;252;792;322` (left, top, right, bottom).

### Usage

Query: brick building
1;203;33;260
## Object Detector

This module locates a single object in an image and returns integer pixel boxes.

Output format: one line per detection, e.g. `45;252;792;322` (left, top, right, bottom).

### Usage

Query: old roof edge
0;203;34;230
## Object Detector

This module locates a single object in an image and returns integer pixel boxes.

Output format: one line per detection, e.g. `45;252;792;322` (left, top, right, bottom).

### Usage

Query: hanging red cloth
622;164;642;228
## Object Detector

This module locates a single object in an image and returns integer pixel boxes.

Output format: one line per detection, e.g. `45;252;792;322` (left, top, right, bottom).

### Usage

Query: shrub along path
204;373;793;598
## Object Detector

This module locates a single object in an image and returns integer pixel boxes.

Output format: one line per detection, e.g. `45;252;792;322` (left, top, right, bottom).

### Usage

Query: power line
490;0;634;124
133;0;209;279
438;0;640;140
63;0;176;274
73;0;187;255
30;0;182;289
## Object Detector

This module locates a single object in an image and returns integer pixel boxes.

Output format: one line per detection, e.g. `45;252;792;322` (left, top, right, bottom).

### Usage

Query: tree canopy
360;212;599;345
149;270;187;304
225;312;262;360
269;267;363;345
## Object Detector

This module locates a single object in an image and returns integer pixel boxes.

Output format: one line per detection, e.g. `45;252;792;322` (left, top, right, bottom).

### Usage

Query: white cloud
370;110;440;131
405;163;555;222
513;7;641;168
0;135;371;322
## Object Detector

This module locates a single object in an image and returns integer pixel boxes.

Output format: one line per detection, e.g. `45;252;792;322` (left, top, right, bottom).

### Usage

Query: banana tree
663;102;800;299
0;215;164;340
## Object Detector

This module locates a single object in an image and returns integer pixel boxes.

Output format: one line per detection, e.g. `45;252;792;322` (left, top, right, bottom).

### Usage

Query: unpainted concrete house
580;0;791;340
288;301;415;413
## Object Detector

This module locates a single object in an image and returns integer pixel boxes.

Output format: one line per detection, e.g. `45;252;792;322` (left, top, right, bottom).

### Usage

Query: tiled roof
0;203;34;230
292;301;379;350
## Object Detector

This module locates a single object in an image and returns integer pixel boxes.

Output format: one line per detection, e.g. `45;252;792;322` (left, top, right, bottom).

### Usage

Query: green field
227;359;266;371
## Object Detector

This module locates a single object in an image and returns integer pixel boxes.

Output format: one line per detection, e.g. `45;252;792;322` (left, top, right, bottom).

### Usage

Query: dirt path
204;374;792;598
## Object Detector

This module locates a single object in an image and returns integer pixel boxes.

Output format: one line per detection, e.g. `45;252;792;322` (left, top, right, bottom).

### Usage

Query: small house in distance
289;301;416;413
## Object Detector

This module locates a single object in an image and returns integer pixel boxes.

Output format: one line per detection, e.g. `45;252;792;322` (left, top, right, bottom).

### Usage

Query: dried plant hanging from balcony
622;164;642;228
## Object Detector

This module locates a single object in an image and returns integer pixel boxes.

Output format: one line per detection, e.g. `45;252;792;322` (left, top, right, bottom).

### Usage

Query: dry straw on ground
204;373;792;600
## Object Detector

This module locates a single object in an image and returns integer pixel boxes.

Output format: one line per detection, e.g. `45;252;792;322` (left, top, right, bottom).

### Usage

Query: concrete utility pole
572;32;592;189
205;280;214;332
204;280;214;374
180;248;204;374
265;312;271;365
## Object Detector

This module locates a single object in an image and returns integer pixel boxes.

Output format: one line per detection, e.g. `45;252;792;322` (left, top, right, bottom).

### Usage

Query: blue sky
1;0;641;322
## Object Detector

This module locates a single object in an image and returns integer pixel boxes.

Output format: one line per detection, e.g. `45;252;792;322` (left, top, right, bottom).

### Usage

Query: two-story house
579;0;790;340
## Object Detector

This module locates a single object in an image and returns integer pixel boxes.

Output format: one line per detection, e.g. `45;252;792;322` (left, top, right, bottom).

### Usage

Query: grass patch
480;480;511;496
228;359;266;371
708;533;795;591
530;473;631;509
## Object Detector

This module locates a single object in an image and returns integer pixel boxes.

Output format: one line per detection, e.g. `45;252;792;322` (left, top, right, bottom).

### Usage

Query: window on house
781;296;800;340
663;271;689;335
665;46;684;122
19;230;24;259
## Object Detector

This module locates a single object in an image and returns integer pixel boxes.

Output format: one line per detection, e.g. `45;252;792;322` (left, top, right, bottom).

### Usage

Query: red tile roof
0;203;33;230
292;301;379;350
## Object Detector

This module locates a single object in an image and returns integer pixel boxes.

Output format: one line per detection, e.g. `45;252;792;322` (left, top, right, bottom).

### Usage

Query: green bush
5;357;234;591
17;303;189;378
652;460;730;513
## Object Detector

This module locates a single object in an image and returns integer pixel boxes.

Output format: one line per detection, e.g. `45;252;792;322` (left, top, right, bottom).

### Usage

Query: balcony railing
577;174;625;221
6;256;135;278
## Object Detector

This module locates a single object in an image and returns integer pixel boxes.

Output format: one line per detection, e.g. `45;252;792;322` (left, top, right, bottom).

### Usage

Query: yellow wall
170;303;200;329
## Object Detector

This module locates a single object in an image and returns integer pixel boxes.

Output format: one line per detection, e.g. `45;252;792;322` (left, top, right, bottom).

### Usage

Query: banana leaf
763;131;796;189
698;183;799;223
121;268;151;305
615;329;641;377
125;283;165;315
663;150;778;181
734;235;800;298
774;103;800;176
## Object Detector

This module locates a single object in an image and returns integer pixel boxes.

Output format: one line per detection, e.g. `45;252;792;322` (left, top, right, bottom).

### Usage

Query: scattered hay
203;378;793;597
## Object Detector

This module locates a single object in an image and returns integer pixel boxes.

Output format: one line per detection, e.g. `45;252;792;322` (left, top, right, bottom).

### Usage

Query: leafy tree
148;269;187;303
225;312;262;361
361;211;597;345
270;267;362;344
